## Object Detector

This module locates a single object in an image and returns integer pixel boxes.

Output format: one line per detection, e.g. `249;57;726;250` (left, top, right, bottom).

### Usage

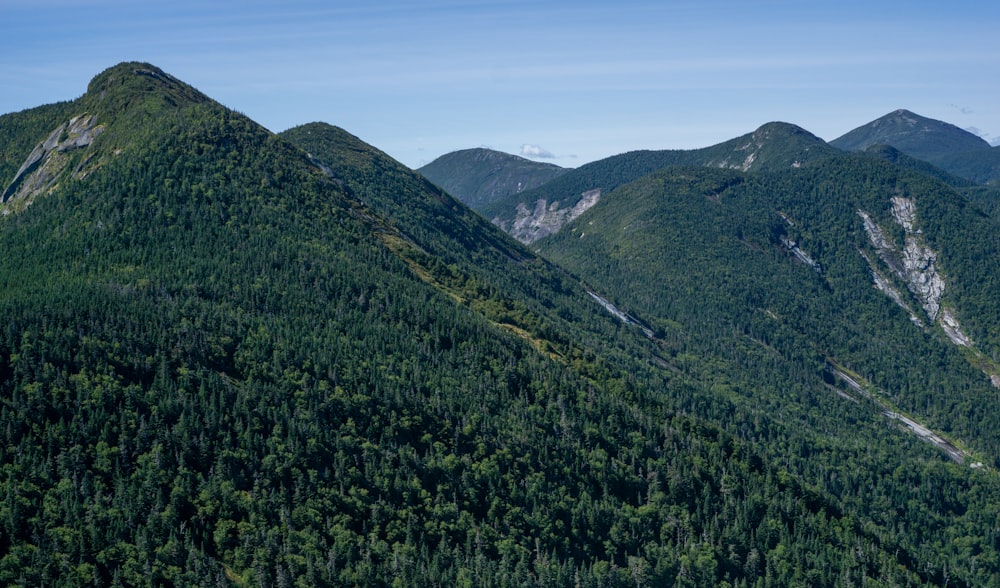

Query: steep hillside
417;147;568;210
962;184;1000;217
0;101;79;191
537;155;1000;437
855;145;1000;217
859;144;977;188
933;146;1000;185
478;122;837;243
2;63;1000;587
530;157;1000;585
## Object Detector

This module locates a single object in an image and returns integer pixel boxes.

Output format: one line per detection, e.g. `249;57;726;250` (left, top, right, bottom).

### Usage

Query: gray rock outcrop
2;114;104;208
858;198;945;322
498;188;601;244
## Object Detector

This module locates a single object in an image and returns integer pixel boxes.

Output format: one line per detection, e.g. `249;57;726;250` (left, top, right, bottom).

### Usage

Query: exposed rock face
898;237;944;321
587;291;654;338
862;198;1000;387
858;197;986;371
940;308;972;347
714;138;760;171
499;188;601;244
2;114;105;210
890;195;917;231
781;237;821;272
858;199;945;322
860;250;923;326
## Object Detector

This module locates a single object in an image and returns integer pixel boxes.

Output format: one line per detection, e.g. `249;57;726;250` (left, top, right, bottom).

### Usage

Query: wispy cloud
966;126;1000;146
521;144;555;159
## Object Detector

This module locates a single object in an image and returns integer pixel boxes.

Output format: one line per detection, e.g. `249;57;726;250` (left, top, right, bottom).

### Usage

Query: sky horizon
2;0;998;169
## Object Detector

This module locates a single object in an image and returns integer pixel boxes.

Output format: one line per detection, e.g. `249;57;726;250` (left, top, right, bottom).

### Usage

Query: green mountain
532;154;1000;582
2;63;1000;587
831;109;1000;184
472;122;837;243
830;109;991;159
534;152;1000;445
855;144;1000;218
417;147;569;210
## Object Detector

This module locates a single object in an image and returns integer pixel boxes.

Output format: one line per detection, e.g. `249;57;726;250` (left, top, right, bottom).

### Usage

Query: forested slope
534;158;1000;584
536;157;1000;453
1;63;999;587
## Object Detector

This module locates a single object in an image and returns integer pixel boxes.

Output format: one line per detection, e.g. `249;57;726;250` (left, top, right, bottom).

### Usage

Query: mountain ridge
1;62;836;586
3;62;1000;586
472;121;838;243
1;62;220;213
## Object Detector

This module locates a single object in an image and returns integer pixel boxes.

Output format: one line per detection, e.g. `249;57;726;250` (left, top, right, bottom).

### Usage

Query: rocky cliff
497;188;601;244
857;195;997;386
1;113;105;212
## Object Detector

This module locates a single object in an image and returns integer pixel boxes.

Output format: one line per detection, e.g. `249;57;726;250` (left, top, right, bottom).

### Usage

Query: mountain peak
832;109;991;160
1;63;229;213
873;109;940;130
87;62;173;91
702;121;835;172
418;147;569;210
82;61;210;116
423;147;564;170
749;121;827;147
753;121;816;136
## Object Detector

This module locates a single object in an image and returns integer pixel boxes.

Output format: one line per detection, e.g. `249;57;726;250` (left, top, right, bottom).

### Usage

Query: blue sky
2;0;998;168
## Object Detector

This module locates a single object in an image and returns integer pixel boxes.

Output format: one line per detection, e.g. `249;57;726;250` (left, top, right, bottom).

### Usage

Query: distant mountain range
3;64;1000;586
427;122;838;243
425;110;999;244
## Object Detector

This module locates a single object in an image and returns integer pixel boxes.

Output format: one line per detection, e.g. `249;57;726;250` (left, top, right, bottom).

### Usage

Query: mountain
3;63;1000;587
532;154;1000;581
533;149;1000;527
470;122;838;243
831;109;1000;184
831;109;991;159
536;154;1000;434
417;147;569;210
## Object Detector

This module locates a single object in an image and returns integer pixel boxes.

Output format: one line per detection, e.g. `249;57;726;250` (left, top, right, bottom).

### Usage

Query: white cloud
521;144;555;158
